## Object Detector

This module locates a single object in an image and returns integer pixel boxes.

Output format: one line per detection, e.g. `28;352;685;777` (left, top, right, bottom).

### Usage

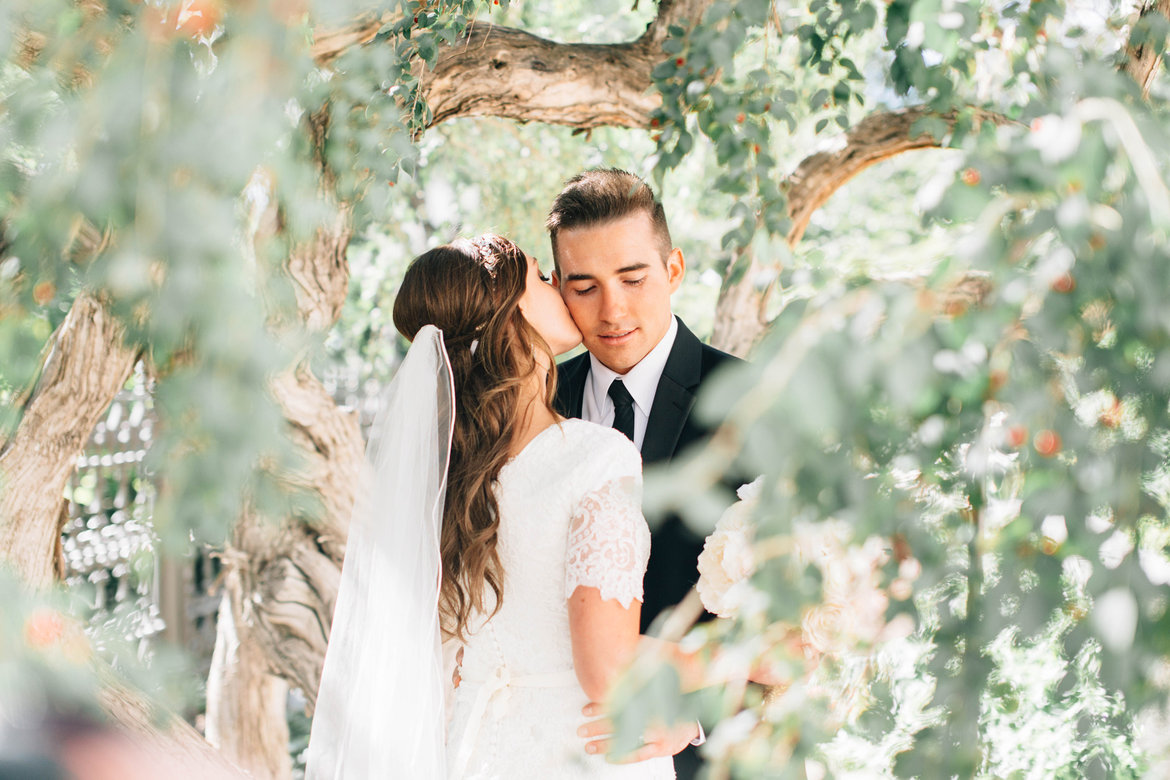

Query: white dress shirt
581;316;679;452
579;315;706;748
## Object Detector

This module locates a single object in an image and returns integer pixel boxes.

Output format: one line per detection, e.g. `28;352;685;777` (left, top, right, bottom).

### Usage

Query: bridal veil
306;325;454;779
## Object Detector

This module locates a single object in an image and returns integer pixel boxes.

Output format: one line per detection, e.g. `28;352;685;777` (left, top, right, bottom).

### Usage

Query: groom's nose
598;286;629;323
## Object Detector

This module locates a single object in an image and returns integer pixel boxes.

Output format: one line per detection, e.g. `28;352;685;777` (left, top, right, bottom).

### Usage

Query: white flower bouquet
696;478;915;657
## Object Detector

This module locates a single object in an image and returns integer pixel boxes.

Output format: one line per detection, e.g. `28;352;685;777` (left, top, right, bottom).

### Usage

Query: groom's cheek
564;299;595;338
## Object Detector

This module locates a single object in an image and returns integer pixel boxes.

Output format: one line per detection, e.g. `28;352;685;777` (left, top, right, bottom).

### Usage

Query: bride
306;234;676;779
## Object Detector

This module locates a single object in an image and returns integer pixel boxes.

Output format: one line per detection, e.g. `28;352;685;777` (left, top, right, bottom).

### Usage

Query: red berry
32;281;55;305
1051;273;1075;293
1006;425;1028;449
676;57;685;66
24;609;65;649
1034;430;1062;457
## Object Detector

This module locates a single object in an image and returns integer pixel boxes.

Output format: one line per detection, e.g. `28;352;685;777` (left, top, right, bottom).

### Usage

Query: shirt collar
587;316;679;417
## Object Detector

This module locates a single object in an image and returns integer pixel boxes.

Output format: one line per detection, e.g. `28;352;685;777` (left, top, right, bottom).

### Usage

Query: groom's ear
666;248;685;293
551;270;561;289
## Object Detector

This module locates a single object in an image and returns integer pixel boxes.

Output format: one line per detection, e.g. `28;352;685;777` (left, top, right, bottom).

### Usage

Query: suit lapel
554;352;590;418
641;318;703;465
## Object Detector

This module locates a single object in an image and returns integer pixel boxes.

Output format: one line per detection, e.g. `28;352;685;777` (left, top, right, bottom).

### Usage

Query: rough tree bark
0;294;138;587
205;587;293;780
1124;0;1170;97
100;666;245;776
313;0;709;131
710;246;775;360
424;24;663;129
784;109;968;248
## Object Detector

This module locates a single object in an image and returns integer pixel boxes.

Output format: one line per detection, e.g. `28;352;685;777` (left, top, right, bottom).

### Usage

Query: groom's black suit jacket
554;316;743;634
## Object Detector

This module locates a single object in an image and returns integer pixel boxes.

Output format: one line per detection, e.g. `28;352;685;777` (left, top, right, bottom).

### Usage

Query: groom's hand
578;702;699;763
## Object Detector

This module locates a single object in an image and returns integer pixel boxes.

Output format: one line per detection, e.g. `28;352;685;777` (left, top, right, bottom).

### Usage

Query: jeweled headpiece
469;235;500;279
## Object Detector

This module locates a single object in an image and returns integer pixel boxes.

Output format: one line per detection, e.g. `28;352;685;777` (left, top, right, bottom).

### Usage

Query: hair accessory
469;235;500;279
470;339;479;355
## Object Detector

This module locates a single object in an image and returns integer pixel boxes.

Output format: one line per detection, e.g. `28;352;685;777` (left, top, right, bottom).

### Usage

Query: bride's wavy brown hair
392;234;558;641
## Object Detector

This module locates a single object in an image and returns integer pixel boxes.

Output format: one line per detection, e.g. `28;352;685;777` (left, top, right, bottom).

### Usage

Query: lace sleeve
564;475;651;609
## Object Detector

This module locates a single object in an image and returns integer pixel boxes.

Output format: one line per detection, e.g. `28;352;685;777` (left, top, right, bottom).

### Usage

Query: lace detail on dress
564;476;651;608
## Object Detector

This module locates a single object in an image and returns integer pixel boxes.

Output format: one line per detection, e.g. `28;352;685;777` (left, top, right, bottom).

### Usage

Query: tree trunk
1124;0;1170;97
710;247;772;358
205;590;293;780
221;363;360;704
99;665;246;776
0;294;138;587
206;195;361;776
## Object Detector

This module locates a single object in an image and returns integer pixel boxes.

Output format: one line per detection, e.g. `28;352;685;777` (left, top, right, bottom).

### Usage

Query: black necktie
607;379;635;442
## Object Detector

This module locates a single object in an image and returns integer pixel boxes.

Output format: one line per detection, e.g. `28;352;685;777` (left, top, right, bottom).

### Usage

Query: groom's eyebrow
564;263;650;282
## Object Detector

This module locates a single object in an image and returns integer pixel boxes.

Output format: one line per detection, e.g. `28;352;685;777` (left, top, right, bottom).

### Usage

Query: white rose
736;476;764;503
801;602;844;657
696;480;762;618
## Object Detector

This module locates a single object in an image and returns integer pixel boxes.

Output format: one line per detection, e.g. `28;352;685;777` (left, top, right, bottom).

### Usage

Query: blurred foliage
0;568;197;755
3;0;1170;777
627;0;1170;776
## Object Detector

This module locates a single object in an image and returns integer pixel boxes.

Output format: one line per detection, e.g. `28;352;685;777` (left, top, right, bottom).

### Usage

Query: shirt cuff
689;721;706;747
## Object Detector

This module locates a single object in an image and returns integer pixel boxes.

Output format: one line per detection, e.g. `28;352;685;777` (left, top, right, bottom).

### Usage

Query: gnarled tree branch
0;294;139;587
709;108;975;354
785;108;970;246
424;26;662;129
312;0;710;130
422;0;708;129
310;11;397;65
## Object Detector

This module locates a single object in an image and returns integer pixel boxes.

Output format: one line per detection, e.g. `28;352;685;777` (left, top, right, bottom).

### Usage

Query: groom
548;168;743;780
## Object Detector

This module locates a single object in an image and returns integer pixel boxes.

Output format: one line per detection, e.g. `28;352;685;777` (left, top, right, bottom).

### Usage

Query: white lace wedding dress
445;418;675;780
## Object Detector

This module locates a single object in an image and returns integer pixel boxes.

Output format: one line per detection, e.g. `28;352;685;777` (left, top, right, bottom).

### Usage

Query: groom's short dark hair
546;168;673;271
